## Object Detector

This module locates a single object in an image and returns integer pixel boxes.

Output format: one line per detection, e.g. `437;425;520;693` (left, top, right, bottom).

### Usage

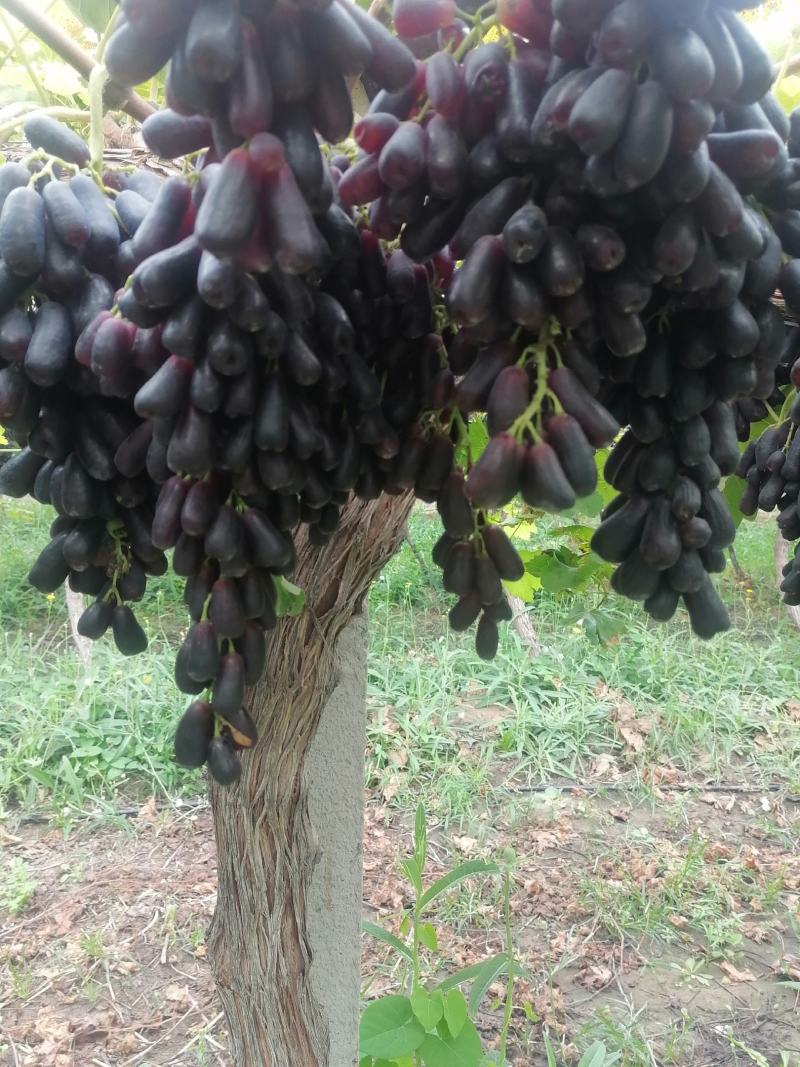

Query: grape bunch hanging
0;0;799;786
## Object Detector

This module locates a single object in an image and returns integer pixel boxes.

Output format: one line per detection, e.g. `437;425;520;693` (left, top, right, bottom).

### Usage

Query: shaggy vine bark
208;492;413;1067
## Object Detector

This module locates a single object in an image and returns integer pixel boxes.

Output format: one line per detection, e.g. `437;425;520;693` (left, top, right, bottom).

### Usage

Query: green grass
578;832;746;957
366;509;800;818
2;498;800;1067
0;500;196;809
1;499;799;814
0;857;37;916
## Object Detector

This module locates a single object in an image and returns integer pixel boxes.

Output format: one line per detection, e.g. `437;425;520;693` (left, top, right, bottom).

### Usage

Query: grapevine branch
0;0;155;123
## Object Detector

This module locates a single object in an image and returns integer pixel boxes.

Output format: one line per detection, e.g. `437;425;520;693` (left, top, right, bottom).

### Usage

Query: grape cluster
0;121;167;660
344;0;800;639
0;121;450;781
113;170;447;781
3;0;800;785
106;0;416;198
736;322;800;607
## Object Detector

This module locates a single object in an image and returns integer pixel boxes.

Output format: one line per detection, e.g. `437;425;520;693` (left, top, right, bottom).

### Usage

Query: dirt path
2;783;799;1067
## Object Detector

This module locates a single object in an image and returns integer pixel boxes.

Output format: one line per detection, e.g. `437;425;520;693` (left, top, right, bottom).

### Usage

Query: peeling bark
64;584;91;667
208;492;413;1067
509;596;541;656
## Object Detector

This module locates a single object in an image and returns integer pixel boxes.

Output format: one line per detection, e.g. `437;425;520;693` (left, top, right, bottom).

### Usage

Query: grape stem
453;8;499;63
88;63;109;180
509;320;564;442
104;520;131;606
25;152;80;188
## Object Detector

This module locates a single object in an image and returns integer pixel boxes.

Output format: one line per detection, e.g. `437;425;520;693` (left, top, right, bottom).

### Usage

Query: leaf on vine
774;74;800;113
63;0;116;34
443;988;468;1038
722;475;751;530
359;996;426;1059
420;1014;483;1067
40;63;85;99
592;612;627;645
502;570;541;602
468;419;489;463
411;988;444;1031
272;576;305;617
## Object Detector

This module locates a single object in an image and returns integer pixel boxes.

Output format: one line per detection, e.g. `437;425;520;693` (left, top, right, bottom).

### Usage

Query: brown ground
1;777;799;1067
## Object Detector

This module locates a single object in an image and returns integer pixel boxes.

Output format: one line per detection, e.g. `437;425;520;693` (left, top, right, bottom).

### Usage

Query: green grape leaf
272;576;305;617
507;518;538;541
411;988;444;1031
420;1016;483;1067
592;611;627;645
502;569;541;602
534;556;584;593
40;62;85;100
722;475;751;529
468;418;489;463
443;989;468;1038
550;523;596;544
775;74;800;114
63;0;117;34
569;490;609;519
359;997;426;1060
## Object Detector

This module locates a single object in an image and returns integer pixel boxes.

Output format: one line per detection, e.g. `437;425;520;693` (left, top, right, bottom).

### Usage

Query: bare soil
2;779;799;1067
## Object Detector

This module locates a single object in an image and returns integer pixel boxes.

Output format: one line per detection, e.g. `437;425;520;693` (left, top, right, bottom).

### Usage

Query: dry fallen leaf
456;704;508;730
578;964;613;990
589;753;619;780
719;961;756;983
33;1008;71;1045
596;683;654;755
137;796;158;823
705;841;735;863
742;922;771;944
452;836;478;856
742;849;761;871
648;764;680;785
107;1032;140;1056
163;983;193;1009
700;793;735;812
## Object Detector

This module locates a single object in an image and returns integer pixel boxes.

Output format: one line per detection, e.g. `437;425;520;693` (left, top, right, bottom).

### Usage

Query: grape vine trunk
207;492;411;1067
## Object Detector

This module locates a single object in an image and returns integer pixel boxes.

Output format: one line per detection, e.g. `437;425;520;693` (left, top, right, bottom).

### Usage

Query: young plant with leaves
361;804;522;1067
